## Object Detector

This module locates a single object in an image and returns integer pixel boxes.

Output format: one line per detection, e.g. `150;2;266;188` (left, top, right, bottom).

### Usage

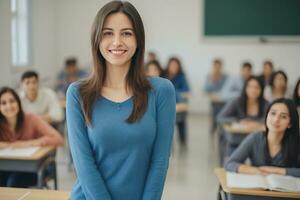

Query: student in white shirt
19;71;63;124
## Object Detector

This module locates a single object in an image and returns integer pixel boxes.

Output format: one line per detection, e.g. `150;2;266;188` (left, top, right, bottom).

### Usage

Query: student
56;57;87;98
145;60;163;77
217;76;269;156
264;70;290;102
66;1;176;200
258;60;274;87
220;62;253;102
225;98;300;177
19;71;64;124
164;57;190;149
204;58;227;133
0;87;63;187
293;79;300;116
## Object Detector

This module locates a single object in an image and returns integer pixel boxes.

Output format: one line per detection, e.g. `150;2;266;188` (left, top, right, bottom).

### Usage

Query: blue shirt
204;74;227;93
66;77;176;200
169;73;190;93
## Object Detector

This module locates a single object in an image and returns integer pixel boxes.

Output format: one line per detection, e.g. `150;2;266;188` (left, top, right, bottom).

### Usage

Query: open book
0;147;40;157
227;172;300;192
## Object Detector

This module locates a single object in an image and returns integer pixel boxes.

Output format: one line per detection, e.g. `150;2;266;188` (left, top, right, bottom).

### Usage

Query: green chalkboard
204;0;300;36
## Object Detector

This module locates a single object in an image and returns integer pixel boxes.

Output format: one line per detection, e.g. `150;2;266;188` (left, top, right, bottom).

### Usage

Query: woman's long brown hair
79;1;151;126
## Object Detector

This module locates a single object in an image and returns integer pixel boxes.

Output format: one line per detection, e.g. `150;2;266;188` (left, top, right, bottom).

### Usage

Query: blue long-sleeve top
66;77;176;200
169;73;190;93
204;74;227;93
225;133;300;177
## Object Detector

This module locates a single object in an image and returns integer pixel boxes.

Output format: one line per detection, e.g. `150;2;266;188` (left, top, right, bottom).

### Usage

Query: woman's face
99;12;137;67
273;74;287;90
266;103;291;134
147;64;160;77
168;60;180;77
0;92;19;119
246;79;261;100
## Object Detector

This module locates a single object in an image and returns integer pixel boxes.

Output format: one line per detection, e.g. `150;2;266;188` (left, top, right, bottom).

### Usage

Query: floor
55;114;220;200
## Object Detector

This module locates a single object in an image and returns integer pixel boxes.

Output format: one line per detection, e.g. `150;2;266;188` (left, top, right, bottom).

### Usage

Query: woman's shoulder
246;132;265;144
24;112;42;122
148;76;175;92
66;81;82;97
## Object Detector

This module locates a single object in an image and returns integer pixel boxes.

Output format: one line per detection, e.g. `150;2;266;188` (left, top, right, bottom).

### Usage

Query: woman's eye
103;32;113;36
122;32;133;37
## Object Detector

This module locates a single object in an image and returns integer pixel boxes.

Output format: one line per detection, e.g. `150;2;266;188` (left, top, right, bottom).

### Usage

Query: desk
223;124;265;134
0;187;70;200
0;146;56;188
214;168;300;200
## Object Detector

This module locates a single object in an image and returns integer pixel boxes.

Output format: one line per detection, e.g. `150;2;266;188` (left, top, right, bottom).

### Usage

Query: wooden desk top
0;146;55;160
214;168;300;199
223;123;265;134
0;187;70;200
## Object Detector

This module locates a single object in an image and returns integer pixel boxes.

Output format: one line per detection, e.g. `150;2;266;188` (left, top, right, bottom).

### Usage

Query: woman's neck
104;63;130;89
267;130;284;146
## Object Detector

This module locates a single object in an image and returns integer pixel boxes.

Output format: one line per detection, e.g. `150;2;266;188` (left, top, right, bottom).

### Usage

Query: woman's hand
258;166;287;175
238;165;268;176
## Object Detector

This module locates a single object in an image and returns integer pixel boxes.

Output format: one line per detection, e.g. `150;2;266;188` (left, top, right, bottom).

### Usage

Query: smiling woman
66;1;176;200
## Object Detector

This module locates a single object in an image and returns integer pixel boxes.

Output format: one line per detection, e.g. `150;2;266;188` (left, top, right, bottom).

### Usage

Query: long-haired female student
264;70;289;102
217;76;269;162
66;1;176;200
0;87;63;187
225;98;300;177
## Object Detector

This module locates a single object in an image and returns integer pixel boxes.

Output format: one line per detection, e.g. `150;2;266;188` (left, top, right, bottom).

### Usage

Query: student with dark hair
264;70;289;102
225;98;300;177
0;87;63;187
19;70;63;124
258;60;274;87
145;60;163;77
56;57;87;97
164;56;190;150
220;62;253;102
293;79;300;116
218;76;269;156
66;1;176;199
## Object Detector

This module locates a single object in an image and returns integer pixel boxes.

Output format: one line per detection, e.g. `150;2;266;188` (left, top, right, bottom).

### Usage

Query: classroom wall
1;0;299;113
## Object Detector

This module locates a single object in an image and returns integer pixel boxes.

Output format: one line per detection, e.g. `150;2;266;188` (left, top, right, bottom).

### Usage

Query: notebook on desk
0;147;40;157
227;172;300;192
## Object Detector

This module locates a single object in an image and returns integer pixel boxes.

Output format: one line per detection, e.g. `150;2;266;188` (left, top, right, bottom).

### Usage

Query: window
11;0;32;67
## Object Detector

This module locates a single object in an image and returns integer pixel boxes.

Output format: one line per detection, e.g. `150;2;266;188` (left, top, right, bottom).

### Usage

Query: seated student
258;60;274;87
164;57;190;149
204;58;228;133
264;70;290;102
0;87;64;187
19;70;64;124
56;57;87;99
225;98;300;177
293;79;300;116
145;60;188;113
220;62;253;102
217;76;269;156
